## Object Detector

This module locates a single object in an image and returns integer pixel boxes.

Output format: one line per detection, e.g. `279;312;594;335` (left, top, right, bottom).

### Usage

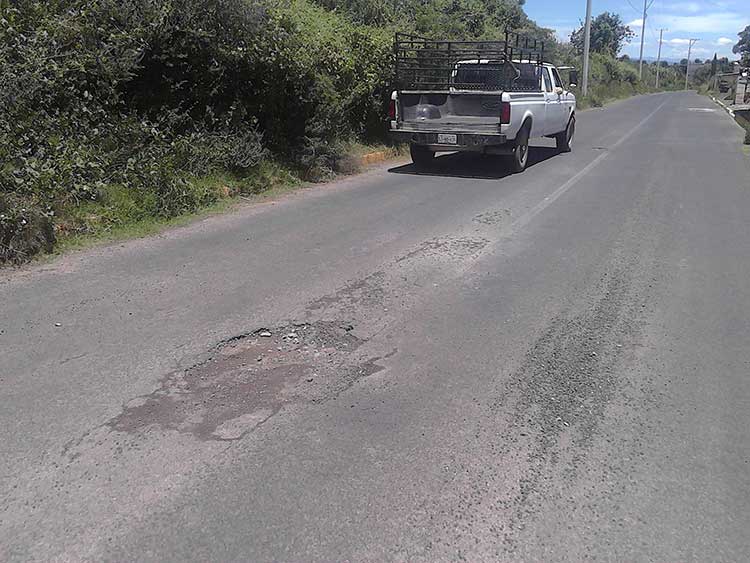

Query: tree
570;12;634;56
711;53;717;75
691;62;713;86
733;25;750;62
694;58;702;64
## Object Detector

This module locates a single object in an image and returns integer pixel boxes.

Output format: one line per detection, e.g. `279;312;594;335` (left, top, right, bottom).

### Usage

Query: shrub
0;195;55;264
0;0;274;261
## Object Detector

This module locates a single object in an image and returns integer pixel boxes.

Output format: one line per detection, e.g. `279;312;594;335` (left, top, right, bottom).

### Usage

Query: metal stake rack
394;30;545;92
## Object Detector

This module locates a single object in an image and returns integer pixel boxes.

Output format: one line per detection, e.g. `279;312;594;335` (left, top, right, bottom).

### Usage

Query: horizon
524;0;750;61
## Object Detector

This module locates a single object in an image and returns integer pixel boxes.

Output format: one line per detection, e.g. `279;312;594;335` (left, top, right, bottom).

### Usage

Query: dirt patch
106;321;384;441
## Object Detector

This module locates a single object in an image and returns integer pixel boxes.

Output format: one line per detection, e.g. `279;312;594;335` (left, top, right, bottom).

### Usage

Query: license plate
437;133;457;145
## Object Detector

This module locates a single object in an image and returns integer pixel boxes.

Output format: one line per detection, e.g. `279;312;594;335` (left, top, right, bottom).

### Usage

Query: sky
524;0;750;61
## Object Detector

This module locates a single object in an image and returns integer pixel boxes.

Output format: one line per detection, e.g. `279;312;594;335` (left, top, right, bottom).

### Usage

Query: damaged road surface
2;92;750;561
105;323;382;442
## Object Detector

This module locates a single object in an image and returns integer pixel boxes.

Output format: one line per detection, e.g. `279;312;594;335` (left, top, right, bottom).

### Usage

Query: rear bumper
389;128;507;150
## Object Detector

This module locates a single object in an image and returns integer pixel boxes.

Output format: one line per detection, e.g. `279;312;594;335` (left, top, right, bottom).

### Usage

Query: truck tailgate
398;92;503;133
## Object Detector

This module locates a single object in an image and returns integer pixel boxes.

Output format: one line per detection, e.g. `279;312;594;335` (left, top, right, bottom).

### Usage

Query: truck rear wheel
509;122;530;173
556;115;575;153
410;144;434;169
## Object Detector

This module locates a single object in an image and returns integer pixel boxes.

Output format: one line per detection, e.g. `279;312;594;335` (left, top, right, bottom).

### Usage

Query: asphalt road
2;91;749;562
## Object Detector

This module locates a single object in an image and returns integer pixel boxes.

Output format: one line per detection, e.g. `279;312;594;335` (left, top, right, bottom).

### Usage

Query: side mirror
569;70;579;87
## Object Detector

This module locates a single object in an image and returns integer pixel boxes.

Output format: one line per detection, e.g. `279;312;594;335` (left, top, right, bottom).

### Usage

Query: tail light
500;101;511;124
388;99;396;120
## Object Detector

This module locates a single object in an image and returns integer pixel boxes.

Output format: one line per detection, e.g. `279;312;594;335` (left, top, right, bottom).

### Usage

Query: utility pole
685;38;698;90
582;0;592;97
638;0;648;79
655;28;665;89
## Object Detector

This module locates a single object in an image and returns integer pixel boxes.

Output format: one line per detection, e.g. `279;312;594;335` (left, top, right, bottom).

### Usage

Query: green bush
0;195;55;263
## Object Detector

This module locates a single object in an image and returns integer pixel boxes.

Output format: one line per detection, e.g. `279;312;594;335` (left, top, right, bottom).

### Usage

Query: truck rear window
452;62;541;92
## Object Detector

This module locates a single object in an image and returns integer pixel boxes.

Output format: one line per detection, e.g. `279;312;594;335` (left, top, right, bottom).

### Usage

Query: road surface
1;92;749;561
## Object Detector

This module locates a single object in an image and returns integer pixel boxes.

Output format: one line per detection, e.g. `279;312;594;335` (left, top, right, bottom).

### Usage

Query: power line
624;0;640;15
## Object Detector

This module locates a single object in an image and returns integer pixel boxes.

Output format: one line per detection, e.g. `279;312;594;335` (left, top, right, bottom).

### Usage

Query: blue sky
524;0;750;60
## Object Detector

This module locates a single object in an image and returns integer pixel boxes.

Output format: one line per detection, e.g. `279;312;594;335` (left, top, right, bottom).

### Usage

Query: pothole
105;321;384;441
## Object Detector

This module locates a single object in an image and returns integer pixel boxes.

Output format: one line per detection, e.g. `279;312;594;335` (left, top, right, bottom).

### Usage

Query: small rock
590;352;597;357
259;330;272;337
54;323;62;327
286;332;298;339
256;356;263;362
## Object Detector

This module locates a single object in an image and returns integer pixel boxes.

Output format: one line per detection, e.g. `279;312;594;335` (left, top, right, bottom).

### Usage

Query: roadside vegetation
0;0;734;264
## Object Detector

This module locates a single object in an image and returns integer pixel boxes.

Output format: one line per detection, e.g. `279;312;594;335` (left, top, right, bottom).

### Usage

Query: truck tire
410;144;434;169
556;115;575;153
509;121;530;173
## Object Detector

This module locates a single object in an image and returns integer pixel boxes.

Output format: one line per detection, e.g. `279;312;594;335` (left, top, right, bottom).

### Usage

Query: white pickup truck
388;33;577;172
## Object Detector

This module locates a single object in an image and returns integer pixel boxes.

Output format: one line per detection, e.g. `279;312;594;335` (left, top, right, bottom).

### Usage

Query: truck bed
396;91;504;134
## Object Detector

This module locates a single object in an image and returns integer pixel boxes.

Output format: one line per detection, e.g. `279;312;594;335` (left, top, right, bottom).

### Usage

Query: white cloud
627;19;643;29
666;2;702;14
650;12;748;34
665;45;712;58
553;27;575;42
716;37;735;45
667;38;693;45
